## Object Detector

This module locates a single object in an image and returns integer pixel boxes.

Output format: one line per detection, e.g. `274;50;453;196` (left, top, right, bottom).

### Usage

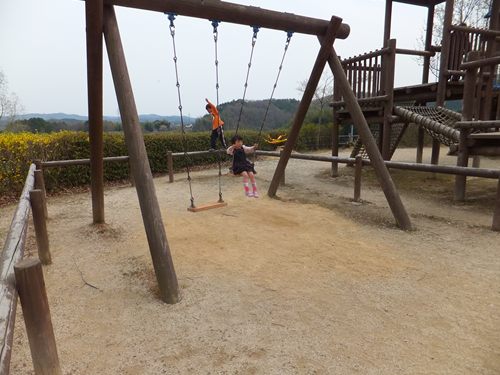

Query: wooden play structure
331;0;500;203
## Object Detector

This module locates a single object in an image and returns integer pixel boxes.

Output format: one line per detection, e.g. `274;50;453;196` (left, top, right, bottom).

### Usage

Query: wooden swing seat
187;201;228;212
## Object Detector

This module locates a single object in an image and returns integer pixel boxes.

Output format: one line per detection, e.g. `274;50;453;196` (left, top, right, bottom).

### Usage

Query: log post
324;50;413;230
354;155;362;202
34;169;48;219
14;258;61;375
168;151;174;183
454;51;480;201
472;155;481;168
29;190;52;265
268;16;343;197
382;39;396;160
280;150;285;185
493;178;500;231
332;72;341;177
416;126;425;163
86;0;105;224
103;4;181;304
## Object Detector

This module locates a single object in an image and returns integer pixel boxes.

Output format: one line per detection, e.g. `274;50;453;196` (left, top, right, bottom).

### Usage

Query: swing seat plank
187;201;228;212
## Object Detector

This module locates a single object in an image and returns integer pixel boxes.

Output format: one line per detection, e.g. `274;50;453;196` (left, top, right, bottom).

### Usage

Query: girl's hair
231;134;243;144
205;104;212;110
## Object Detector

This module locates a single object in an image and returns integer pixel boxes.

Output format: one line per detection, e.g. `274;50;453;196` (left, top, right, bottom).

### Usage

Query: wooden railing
0;164;35;375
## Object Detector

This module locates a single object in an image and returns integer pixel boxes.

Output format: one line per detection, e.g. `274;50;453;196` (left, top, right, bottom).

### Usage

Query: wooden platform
187;201;228;212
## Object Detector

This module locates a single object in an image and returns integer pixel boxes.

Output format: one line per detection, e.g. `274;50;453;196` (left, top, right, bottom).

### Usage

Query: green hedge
0;130;286;196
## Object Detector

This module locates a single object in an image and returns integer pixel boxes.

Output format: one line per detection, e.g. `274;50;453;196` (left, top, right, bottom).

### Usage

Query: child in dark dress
227;134;259;198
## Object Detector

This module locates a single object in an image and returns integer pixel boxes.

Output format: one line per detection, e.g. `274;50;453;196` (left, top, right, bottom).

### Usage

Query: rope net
350;105;462;160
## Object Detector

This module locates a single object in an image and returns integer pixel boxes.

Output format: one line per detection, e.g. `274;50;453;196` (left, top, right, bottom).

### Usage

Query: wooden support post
268;16;343;197
416;126;425;163
472;155;481;168
332;78;340;177
324;51;413;230
29;190;52;265
354;155;362;202
422;4;435;84
455;52;480;201
86;0;105;224
280;150;285;185
432;0;455;176
493;178;500;231
383;0;392;48
34;160;42;170
14;258;61;375
382;39;396;160
34;169;48;219
168;151;174;183
103;4;181;304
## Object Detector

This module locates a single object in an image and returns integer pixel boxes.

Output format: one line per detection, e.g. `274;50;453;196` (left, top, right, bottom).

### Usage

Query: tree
296;71;333;150
417;0;491;78
0;69;25;124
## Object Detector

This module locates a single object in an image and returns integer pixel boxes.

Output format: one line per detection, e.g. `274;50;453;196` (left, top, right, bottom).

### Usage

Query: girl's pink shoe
246;191;254;197
253;190;259;198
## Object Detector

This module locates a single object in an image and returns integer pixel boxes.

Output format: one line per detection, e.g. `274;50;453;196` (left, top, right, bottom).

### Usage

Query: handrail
450;24;500;37
341;47;390;65
460;55;500;70
0;163;36;375
396;48;435;57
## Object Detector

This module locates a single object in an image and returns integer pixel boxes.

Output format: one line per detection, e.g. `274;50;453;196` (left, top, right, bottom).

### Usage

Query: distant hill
13;113;197;125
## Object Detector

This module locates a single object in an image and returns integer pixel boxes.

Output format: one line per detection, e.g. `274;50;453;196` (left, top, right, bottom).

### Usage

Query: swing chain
235;25;260;135
258;30;294;138
166;12;196;209
210;19;224;203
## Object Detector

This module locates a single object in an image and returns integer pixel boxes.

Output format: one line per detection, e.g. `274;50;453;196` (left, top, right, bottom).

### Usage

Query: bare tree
0;69;25;126
297;71;333;149
417;0;491;78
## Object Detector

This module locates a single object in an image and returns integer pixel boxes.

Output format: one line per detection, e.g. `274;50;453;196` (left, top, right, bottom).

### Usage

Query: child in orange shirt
205;98;228;151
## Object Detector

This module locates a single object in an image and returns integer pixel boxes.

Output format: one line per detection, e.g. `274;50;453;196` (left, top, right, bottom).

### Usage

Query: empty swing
228;29;294;177
166;12;227;212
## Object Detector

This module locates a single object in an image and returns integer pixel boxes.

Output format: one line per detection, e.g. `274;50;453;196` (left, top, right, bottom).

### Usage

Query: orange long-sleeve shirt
207;100;224;130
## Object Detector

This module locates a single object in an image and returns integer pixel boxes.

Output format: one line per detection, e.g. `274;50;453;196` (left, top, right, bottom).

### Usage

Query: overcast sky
0;0;430;119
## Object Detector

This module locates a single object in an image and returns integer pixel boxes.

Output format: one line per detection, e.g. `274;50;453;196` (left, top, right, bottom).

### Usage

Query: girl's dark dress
232;146;256;175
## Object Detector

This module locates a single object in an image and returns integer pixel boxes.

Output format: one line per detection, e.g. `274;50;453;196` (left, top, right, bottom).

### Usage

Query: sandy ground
1;146;499;374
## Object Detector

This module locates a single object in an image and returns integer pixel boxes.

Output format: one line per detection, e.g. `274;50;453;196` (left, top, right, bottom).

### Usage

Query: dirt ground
1;146;499;374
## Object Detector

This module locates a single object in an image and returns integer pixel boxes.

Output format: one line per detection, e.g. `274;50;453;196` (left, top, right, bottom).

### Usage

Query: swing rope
235;25;260;135
210;18;224;204
166;12;196;209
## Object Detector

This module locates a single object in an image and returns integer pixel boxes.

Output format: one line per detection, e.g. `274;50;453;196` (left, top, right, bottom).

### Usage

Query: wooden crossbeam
187;202;228;212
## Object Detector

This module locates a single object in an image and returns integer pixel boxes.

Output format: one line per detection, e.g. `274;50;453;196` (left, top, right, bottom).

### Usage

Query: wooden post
14;258;61;375
29;190;52;265
422;4;435;84
168;151;174;183
324;50;413;230
332;74;341;177
86;0;105;224
34;169;48;219
416;127;425;163
354;155;362;202
493;178;500;231
472;155;481;168
280;150;285;185
268;16;343;197
454;51;480;201
382;39;396;160
383;0;392;48
103;4;181;304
